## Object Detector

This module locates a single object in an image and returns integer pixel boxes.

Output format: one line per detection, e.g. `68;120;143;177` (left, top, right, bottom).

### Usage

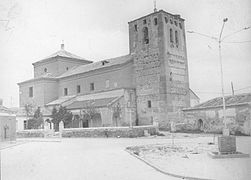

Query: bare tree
24;103;34;129
80;101;98;127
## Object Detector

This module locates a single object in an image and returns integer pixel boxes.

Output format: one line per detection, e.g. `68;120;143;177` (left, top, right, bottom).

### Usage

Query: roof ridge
58;54;132;78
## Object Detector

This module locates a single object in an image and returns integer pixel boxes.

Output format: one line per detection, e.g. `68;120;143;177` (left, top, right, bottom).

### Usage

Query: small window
170;28;174;43
154;18;158;25
169;72;173;81
66;67;69;71
174;21;177;26
134;24;137;31
77;85;81;93
143;27;149;44
170;19;173;24
44;68;47;73
179;23;182;29
90;83;94;91
165;17;168;23
147;100;152;108
175;31;179;45
105;80;110;88
29;87;33;97
64;88;68;96
24;120;28;129
143;19;147;24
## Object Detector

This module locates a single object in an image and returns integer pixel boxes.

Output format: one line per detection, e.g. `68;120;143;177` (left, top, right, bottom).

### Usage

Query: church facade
18;9;191;129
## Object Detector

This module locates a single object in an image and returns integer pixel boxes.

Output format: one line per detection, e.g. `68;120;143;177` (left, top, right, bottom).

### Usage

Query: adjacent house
182;93;251;135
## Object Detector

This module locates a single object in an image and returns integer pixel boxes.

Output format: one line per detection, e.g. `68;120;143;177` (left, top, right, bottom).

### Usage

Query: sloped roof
184;93;251;110
33;45;92;65
0;105;14;114
58;54;132;78
46;89;125;109
66;97;117;109
18;75;57;85
189;88;200;100
46;95;76;106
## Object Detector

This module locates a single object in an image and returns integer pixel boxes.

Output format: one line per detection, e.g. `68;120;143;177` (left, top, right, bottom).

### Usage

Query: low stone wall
62;125;158;138
17;129;45;138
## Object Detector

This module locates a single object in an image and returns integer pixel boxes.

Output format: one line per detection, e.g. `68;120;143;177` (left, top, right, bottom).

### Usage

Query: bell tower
129;9;190;128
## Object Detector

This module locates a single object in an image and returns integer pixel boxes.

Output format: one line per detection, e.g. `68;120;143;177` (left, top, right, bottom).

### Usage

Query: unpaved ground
126;137;251;180
1;134;250;180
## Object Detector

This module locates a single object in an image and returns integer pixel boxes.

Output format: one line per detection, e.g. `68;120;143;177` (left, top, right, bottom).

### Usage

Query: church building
18;9;192;129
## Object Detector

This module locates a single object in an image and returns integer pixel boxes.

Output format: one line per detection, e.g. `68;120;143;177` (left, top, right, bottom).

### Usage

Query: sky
0;0;251;107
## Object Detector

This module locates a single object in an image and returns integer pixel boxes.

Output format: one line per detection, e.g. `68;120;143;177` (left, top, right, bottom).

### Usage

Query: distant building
0;99;16;141
182;93;251;135
18;9;194;129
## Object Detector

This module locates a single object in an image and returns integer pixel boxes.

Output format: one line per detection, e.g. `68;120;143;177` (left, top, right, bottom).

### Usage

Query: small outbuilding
0;99;16;141
182;93;251;135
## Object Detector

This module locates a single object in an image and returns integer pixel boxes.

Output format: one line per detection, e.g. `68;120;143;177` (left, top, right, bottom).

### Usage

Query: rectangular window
77;85;81;93
90;83;95;91
29;87;33;97
147;100;152;108
154;18;158;25
105;80;110;88
143;19;147;24
64;88;68;96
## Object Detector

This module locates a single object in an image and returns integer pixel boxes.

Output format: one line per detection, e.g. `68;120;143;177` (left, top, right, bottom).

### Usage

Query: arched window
44;68;47;73
170;28;173;43
175;30;179;44
143;27;149;44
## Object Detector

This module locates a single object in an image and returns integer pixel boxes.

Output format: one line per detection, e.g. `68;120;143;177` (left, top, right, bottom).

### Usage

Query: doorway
198;119;203;131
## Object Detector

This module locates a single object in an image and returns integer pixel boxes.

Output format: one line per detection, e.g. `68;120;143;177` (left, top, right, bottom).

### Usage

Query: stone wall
182;104;251;135
17;129;45;138
62;125;158;138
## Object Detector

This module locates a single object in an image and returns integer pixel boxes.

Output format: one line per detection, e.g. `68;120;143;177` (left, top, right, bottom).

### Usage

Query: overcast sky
0;0;251;107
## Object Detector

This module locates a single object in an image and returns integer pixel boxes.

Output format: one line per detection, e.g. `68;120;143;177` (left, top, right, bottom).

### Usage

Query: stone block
218;136;236;153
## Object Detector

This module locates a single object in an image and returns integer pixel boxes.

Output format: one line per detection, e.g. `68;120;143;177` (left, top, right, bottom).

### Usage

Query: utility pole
219;18;228;135
187;21;250;136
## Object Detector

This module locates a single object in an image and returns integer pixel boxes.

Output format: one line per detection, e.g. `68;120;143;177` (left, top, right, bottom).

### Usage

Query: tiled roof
191;93;251;109
46;95;76;106
58;54;132;78
66;97;117;109
33;48;92;65
18;75;57;85
46;49;87;60
46;89;125;109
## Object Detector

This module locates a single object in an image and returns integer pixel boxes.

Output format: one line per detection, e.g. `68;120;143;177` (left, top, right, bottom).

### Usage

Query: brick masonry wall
62;125;158;138
129;11;190;129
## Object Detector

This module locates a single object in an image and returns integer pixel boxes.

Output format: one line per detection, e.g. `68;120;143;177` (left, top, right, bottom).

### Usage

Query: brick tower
129;9;190;128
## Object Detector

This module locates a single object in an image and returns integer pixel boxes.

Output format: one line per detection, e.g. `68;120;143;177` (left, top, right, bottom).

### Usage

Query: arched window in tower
170;28;173;43
175;30;179;45
143;27;149;44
